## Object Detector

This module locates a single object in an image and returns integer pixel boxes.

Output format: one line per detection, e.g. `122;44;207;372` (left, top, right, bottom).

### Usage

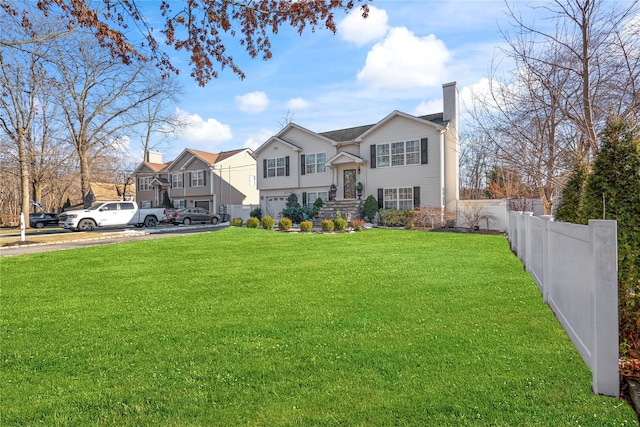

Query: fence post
540;216;553;303
589;220;619;397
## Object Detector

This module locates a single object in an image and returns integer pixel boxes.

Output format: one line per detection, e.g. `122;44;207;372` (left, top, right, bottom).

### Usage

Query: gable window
138;177;152;191
191;170;205;187
383;187;414;210
171;173;183;188
302;152;327;175
265;156;288;177
371;138;427;168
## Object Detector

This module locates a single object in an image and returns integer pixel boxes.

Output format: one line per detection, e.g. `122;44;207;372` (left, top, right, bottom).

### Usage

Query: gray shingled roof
319;112;446;143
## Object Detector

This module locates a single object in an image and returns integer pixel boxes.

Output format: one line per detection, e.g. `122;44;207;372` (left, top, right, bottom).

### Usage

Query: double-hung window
305;191;329;209
171;173;183;188
304;153;327;174
191;170;205;187
383;187;414;210
138;177;152;191
373;138;425;168
267;157;286;177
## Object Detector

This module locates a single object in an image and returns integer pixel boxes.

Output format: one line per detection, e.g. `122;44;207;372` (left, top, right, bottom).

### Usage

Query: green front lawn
1;228;636;425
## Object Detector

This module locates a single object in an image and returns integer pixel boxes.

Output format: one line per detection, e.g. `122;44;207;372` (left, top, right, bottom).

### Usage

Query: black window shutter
413;186;420;208
377;188;384;209
285;156;290;176
302;192;307;206
370;145;377;168
203;170;206;185
421;138;428;164
188;172;191;187
263;159;267;178
301;155;306;175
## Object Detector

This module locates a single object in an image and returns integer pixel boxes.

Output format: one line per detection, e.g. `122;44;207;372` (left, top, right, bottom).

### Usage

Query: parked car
170;207;220;225
58;202;167;231
29;213;60;228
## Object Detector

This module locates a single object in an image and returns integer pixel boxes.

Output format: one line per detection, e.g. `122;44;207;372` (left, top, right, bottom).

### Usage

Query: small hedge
334;218;348;231
246;217;260;228
378;209;416;227
262;216;275;230
299;221;313;232
230;218;243;227
278;217;292;231
321;219;334;232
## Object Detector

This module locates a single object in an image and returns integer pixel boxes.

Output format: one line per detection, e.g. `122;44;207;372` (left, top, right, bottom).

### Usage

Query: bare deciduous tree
4;0;369;86
50;33;174;206
469;0;639;215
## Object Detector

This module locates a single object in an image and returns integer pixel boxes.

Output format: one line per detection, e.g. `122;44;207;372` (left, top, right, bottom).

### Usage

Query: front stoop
314;199;363;226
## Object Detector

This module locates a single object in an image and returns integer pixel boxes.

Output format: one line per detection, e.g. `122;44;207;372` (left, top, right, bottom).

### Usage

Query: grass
1;227;637;426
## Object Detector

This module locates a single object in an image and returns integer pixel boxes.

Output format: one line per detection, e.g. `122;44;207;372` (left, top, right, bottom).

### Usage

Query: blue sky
138;0;538;160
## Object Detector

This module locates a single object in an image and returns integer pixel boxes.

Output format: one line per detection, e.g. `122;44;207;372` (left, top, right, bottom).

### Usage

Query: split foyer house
252;82;460;219
134;148;258;213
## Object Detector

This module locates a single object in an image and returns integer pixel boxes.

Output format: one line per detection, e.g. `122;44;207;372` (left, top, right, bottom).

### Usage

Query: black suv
29;213;60;228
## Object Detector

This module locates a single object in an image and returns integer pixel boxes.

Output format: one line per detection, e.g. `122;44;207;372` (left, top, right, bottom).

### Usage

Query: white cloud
338;5;389;46
357;27;451;91
176;108;233;143
244;129;275;151
286;97;310;110
236;91;270;113
414;98;442;116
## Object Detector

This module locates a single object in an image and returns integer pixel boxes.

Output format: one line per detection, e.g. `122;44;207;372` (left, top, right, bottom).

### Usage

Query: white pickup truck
58;201;167;232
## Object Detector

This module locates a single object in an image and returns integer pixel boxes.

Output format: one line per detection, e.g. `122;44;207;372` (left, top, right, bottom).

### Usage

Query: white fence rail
507;212;619;397
221;204;259;222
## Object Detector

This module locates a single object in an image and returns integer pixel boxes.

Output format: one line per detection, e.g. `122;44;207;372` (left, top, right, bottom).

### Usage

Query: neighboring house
133;148;258;213
86;182;135;206
252;82;459;218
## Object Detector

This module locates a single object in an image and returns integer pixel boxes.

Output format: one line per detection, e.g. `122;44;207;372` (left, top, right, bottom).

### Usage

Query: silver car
170;207;220;225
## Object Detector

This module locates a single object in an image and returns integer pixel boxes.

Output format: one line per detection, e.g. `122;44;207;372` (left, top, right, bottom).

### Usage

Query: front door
343;169;357;199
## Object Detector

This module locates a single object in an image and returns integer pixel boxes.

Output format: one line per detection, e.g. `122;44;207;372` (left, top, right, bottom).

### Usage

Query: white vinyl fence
222;204;259;222
507;212;619;397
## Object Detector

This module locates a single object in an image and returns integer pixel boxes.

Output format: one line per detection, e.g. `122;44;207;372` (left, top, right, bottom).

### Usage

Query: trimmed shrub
246;217;260;228
363;195;379;222
321;219;334;232
278;217;292;231
334;218;348;231
261;216;275;230
249;207;262;220
299;221;313;232
282;206;313;224
230;218;243;227
378;209;416;227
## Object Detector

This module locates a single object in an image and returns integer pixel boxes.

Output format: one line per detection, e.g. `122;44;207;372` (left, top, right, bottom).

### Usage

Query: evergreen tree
581;117;640;347
555;160;588;223
162;190;173;208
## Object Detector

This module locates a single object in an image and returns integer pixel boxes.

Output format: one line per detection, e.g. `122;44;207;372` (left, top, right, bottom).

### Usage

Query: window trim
138;176;152;191
171;173;184;189
191;170;205;187
301;152;327;175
